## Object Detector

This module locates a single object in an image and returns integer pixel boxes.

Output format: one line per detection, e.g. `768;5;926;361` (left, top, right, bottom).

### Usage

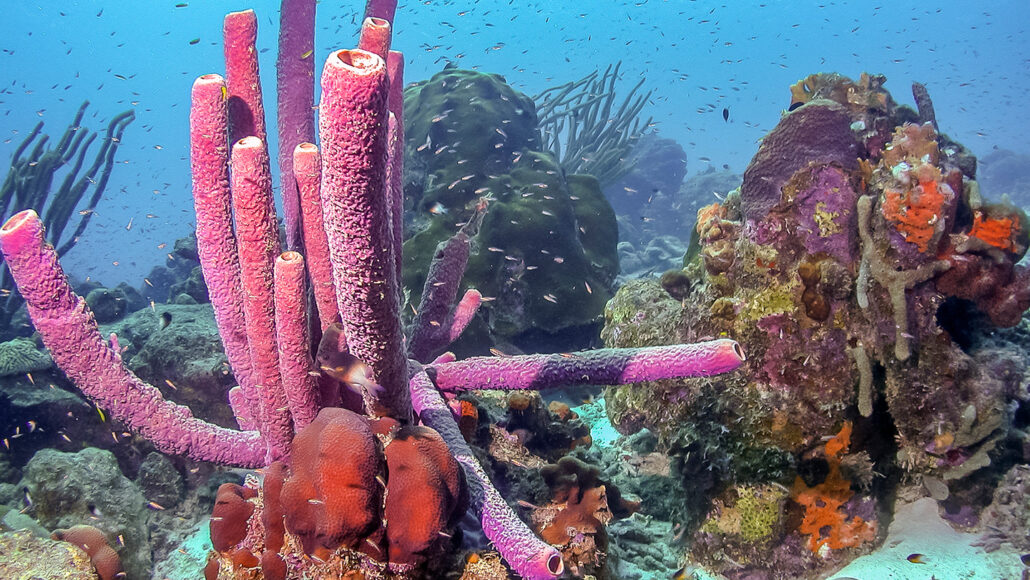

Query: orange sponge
793;422;876;553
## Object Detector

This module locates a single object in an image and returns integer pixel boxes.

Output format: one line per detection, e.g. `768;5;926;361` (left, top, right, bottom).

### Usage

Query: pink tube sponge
430;339;746;392
0;210;265;466
318;48;408;417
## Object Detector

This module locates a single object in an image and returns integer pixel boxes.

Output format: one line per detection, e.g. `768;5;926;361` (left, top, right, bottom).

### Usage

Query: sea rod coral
0;2;744;578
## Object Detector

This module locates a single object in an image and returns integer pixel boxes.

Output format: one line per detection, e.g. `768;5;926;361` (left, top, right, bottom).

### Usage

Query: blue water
2;0;1027;287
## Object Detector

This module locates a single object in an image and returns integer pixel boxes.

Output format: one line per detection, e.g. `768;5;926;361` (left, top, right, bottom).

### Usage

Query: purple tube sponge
276;0;316;250
0;210;266;467
430;339;745;392
409;368;564;579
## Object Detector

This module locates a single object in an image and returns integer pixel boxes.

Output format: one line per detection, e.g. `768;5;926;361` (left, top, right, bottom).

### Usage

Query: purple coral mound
604;72;1030;580
740;100;861;225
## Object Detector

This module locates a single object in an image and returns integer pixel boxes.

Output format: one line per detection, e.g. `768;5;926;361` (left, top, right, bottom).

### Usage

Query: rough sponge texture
280;407;385;557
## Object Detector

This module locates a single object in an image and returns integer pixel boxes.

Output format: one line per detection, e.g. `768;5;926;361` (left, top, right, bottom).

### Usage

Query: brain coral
403;69;619;355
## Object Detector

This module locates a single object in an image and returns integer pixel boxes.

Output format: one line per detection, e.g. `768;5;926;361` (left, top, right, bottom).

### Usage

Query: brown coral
52;525;125;580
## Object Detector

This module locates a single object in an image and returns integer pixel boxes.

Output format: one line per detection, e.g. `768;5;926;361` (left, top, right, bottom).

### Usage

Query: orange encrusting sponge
968;211;1017;251
881;179;947;252
792;422;876;553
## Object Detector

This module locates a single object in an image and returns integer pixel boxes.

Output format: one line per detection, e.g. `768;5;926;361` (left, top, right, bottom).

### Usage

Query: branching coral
534;61;652;187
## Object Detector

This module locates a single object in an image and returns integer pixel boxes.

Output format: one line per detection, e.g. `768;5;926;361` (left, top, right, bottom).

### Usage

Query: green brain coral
403;69;619;353
0;338;53;377
701;484;787;543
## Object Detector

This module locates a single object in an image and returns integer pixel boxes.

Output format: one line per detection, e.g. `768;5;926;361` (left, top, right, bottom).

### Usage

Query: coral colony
604;72;1030;577
0;1;744;578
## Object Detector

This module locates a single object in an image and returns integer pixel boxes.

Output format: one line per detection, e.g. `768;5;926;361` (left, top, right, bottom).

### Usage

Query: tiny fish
175;3;188;7
906;553;925;564
159;311;172;329
1021;553;1030;566
722;107;729;122
428;202;448;215
671;566;689;580
300;49;313;59
188;38;200;45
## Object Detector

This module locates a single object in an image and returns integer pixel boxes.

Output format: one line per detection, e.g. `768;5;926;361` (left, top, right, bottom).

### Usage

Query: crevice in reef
935;296;992;352
852;377;900;543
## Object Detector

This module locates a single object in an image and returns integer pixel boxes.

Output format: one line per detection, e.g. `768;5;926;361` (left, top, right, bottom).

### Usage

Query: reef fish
316;323;384;400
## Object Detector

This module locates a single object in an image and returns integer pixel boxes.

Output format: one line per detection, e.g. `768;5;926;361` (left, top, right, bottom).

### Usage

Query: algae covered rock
403;69;619;353
0;529;99;579
19;447;149;579
84;287;129;324
107;303;237;428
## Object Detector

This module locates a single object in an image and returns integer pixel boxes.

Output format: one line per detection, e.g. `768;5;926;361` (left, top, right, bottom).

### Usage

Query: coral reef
0;3;745;579
603;72;1030;578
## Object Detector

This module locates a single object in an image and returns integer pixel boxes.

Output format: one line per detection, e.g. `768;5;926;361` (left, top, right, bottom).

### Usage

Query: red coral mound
936;255;1030;327
382;423;468;570
279;407;386;559
52;524;125;580
210;483;256;552
208;407;469;577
